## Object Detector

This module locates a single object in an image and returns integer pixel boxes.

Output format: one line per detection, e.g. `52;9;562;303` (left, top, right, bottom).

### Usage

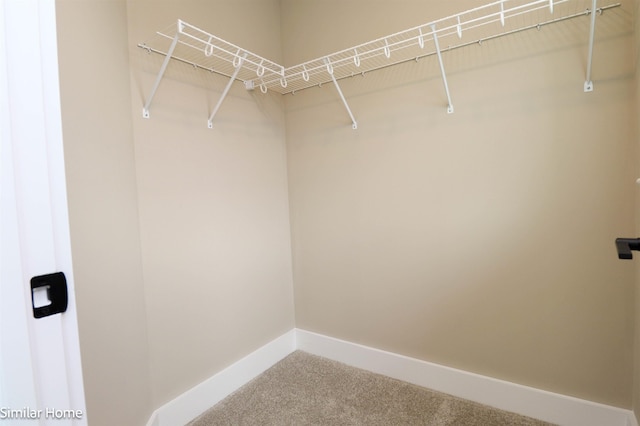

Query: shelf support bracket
324;58;358;129
584;0;597;92
208;52;247;128
142;24;181;119
431;24;454;114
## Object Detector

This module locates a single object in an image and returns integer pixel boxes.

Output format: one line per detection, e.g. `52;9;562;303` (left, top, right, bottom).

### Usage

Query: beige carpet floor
188;351;556;425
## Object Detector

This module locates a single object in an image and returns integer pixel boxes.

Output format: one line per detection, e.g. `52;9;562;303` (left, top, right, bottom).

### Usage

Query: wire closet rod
138;0;618;126
140;0;617;92
139;44;223;77
263;0;564;89
249;0;597;93
280;2;619;95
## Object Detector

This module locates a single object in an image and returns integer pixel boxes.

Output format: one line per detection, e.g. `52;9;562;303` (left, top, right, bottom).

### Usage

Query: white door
0;1;87;425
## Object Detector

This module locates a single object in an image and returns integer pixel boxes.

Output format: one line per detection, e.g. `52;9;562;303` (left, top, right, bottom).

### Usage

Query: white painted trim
1;0;87;422
296;329;635;426
146;328;637;426
146;330;296;426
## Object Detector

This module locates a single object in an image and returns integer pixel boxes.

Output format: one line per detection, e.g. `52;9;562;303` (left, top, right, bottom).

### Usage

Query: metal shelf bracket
431;24;454;114
142;21;183;118
325;58;358;130
584;0;598;92
208;52;248;128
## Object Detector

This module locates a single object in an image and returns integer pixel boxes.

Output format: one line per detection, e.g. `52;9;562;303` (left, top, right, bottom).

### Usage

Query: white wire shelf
138;0;620;126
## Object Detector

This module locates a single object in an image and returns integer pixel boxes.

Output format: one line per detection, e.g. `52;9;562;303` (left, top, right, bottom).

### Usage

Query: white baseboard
146;328;637;426
296;329;636;426
146;329;296;426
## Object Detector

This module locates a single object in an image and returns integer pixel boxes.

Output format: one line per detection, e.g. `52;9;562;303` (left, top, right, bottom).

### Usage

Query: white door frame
0;1;87;424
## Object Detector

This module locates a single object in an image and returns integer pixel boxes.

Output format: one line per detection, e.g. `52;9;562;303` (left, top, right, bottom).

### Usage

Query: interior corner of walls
147;329;296;426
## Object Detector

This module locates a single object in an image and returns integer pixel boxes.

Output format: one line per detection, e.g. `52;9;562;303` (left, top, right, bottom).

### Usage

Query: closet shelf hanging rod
157;20;285;78
247;0;570;90
274;2;620;96
139;0;618;100
176;34;283;78
138;44;243;81
337;0;553;59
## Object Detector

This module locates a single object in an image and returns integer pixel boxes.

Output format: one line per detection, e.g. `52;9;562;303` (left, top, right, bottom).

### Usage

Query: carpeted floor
188;351;556;425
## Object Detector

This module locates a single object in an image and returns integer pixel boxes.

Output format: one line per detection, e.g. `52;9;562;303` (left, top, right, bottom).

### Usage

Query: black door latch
30;272;68;318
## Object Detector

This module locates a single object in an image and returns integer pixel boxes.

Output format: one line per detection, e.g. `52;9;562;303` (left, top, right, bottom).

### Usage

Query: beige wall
58;0;294;423
56;1;153;425
283;0;636;408
126;0;295;409
57;0;639;422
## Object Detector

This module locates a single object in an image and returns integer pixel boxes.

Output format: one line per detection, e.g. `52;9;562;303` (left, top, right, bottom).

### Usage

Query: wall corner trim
146;328;637;426
146;330;296;426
